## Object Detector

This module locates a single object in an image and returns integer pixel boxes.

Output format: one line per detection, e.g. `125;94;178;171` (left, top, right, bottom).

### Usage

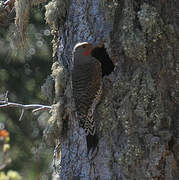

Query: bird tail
78;113;98;154
86;133;98;154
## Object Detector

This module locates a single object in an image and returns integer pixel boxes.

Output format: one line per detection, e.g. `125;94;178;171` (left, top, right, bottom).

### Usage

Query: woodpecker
72;42;102;153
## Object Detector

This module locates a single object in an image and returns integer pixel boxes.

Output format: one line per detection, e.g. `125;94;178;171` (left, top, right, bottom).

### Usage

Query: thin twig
19;109;24;121
0;151;10;171
32;106;52;113
5;91;8;99
0;161;9;171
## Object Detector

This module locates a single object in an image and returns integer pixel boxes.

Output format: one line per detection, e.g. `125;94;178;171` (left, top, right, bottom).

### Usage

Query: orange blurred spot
0;129;9;139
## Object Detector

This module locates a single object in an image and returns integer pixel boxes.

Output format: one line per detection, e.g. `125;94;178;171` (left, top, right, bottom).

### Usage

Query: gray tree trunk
50;0;179;179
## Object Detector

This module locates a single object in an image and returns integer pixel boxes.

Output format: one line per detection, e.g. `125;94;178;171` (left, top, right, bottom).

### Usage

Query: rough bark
48;0;179;179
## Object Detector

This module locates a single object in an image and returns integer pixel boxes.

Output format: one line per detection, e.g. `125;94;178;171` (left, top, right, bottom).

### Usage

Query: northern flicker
72;42;102;153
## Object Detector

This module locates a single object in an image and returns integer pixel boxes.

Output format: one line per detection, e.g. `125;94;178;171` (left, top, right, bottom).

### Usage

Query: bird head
73;42;93;58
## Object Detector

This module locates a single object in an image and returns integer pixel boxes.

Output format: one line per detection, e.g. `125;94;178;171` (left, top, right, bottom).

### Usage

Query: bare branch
0;100;52;120
0;101;51;110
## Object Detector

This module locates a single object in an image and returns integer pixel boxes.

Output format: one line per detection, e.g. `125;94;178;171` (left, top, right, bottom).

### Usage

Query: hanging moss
45;0;69;58
45;0;69;30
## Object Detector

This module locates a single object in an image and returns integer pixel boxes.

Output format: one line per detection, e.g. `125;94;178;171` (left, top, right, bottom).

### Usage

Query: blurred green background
0;5;53;179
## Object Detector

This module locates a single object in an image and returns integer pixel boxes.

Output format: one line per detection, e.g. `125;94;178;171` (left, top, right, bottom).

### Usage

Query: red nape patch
83;47;91;56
